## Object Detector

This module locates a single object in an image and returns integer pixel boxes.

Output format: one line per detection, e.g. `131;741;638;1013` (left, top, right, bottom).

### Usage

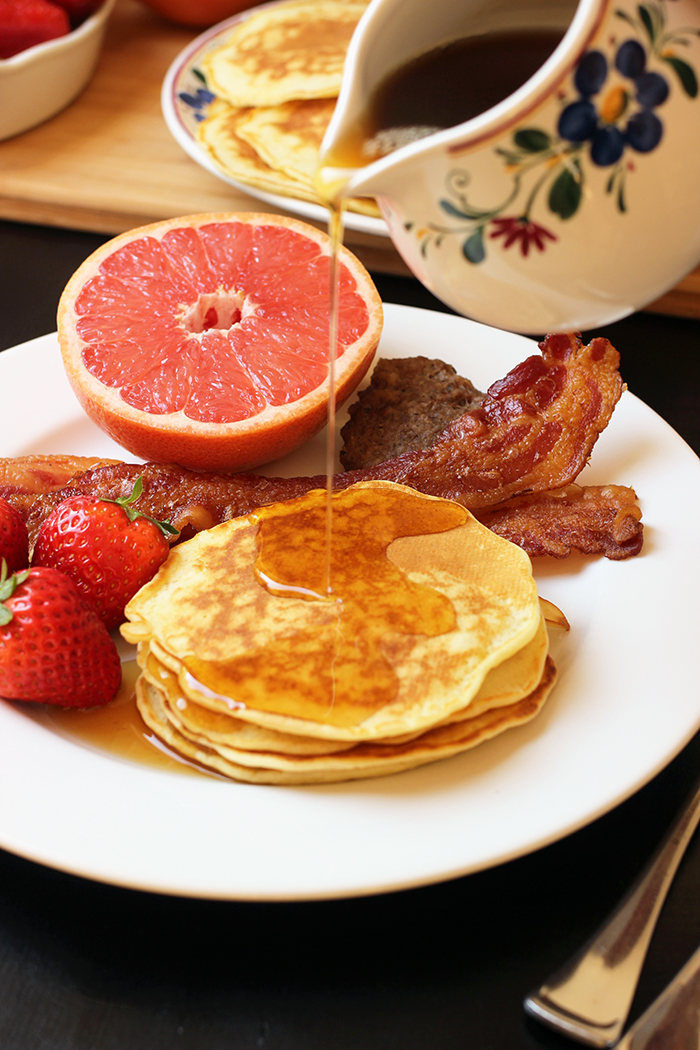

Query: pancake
123;482;544;747
202;0;369;108
136;657;557;784
141;648;356;756
197;98;381;217
236;97;337;188
195;0;379;217
141;607;550;756
197;99;318;200
444;612;549;721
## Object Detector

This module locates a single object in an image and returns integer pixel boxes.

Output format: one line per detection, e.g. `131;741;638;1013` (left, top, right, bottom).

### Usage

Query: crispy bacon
16;462;324;546
14;462;642;559
0;454;120;519
474;485;643;560
344;331;626;506
2;333;640;559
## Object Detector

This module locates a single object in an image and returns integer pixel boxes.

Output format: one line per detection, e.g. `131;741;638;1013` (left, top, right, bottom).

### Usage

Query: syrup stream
29;192;353;763
324;200;345;597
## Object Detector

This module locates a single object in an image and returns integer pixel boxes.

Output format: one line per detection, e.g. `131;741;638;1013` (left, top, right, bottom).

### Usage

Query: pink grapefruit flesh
57;212;383;471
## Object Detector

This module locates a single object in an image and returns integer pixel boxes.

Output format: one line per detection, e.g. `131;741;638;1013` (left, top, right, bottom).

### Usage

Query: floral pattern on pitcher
412;0;699;263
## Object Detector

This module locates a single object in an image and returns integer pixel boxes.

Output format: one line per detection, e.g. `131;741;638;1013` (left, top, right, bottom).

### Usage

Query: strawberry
0;561;121;707
0;0;70;59
32;478;177;630
0;499;29;575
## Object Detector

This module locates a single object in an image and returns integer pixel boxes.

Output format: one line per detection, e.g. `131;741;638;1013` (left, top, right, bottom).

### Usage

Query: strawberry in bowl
0;0;115;141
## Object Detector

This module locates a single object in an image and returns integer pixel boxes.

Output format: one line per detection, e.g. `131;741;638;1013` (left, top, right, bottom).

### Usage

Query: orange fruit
57;212;383;472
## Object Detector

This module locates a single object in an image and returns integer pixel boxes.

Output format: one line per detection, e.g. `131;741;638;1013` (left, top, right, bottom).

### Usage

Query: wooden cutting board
0;0;698;316
0;0;407;276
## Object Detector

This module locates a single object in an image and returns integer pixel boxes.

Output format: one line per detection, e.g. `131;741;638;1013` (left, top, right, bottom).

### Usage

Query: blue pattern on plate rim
177;67;216;124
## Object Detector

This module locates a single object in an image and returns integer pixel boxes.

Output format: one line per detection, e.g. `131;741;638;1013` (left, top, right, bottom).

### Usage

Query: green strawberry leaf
103;477;179;538
0;561;30;625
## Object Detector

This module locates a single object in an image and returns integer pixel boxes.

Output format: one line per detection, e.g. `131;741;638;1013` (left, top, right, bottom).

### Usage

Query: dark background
1;217;700;1050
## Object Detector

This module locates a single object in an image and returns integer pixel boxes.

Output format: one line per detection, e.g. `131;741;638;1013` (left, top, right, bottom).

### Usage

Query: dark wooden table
1;217;700;1050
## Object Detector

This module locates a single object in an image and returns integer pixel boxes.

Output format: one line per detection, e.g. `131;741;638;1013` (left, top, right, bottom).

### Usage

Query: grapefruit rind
57;212;383;472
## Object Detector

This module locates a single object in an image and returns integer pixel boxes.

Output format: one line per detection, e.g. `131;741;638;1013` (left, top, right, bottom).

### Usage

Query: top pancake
122;481;542;742
202;0;370;108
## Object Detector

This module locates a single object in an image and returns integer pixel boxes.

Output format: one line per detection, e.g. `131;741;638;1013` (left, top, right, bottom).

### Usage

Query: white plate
1;305;699;901
161;3;388;238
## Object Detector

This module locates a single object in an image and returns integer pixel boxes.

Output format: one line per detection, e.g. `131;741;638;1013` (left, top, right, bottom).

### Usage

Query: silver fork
613;943;700;1050
524;775;700;1048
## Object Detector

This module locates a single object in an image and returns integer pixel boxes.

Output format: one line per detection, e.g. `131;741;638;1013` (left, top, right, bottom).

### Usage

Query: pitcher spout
318;0;581;203
319;0;700;332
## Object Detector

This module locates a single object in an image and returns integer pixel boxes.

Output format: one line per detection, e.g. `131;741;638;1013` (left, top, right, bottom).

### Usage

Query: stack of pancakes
197;0;379;216
121;481;562;784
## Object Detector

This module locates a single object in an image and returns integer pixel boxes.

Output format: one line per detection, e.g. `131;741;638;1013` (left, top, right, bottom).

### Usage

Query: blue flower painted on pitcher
557;43;669;165
414;0;700;267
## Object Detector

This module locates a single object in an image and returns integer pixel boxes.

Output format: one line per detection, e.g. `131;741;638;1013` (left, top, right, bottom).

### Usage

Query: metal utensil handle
616;941;700;1049
524;776;700;1048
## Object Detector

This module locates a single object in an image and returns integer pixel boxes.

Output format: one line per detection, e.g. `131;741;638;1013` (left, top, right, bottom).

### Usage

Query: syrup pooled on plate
184;485;466;728
34;661;202;775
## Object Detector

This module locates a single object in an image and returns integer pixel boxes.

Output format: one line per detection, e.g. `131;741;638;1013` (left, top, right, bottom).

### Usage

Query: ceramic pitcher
320;0;700;333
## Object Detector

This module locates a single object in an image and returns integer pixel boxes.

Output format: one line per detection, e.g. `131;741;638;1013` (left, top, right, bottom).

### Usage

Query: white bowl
0;0;116;141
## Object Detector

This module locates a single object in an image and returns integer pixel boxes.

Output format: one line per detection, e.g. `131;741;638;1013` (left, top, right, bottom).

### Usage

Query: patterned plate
160;2;389;237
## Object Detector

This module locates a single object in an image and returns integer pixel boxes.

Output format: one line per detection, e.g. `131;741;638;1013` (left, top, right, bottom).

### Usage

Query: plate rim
1;305;699;900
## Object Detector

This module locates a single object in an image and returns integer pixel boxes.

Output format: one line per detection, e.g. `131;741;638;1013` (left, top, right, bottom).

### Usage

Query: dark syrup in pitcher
320;27;565;170
375;30;563;132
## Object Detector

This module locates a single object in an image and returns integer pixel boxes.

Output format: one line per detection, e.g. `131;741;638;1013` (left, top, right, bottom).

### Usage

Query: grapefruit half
57;212;383;471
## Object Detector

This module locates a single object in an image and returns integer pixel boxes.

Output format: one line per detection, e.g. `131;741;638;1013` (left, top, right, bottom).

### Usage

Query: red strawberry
0;561;121;707
33;478;177;630
0;0;70;59
0;499;29;575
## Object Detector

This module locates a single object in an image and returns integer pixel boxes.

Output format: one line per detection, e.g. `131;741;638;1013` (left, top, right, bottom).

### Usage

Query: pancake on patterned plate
122;481;562;783
202;0;370;107
198;99;319;201
199;97;380;215
237;98;340;189
196;0;380;217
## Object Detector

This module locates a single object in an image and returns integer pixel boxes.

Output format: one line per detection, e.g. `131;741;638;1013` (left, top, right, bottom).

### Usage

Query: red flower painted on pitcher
489;217;557;256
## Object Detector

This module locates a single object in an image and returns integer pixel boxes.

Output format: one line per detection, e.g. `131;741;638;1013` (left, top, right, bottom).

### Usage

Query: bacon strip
2;333;640;559
0;454;121;519
344;331;626;507
474;485;643;560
